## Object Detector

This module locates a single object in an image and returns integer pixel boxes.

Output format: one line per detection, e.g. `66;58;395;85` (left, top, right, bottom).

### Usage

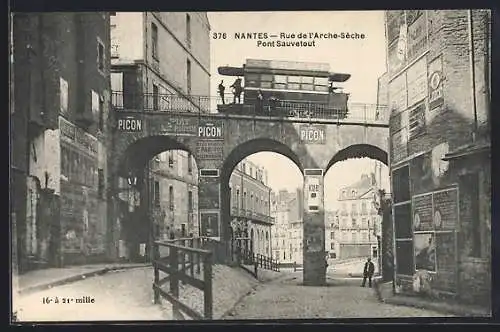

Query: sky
207;11;389;209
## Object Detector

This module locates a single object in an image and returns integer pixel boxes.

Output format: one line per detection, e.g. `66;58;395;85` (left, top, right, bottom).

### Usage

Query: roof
442;140;490;161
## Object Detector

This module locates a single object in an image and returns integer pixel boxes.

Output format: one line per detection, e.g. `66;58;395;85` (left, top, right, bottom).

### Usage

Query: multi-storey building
271;189;303;265
380;10;491;307
11;13;112;271
150;151;198;240
110;12;210;260
325;210;340;259
337;174;381;260
229;159;273;258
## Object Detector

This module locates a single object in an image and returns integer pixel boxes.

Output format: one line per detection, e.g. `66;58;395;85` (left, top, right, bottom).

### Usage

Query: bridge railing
111;91;389;124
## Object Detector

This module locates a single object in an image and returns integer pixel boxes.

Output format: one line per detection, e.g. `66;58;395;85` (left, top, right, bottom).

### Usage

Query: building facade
337;174;381;260
229;159;273;258
271;189;304;265
109;12;210;260
11;13;112;271
381;10;491;307
325;210;340;259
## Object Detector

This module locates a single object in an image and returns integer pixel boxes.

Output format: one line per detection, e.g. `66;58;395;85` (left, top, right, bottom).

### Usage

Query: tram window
314;77;328;85
261;82;272;89
301;84;314;91
287;83;300;90
274;75;287;84
245;73;259;81
260;74;273;82
246;80;259;88
314;85;329;92
302;76;314;84
273;83;286;89
287;76;301;83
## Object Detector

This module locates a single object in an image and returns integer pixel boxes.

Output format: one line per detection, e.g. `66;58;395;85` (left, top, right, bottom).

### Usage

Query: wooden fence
237;246;280;273
152;237;213;320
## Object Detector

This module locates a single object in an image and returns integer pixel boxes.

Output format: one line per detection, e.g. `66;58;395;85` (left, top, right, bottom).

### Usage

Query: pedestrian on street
361;257;375;288
218;80;225;104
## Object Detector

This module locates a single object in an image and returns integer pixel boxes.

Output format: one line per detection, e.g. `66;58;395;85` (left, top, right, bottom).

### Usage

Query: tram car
217;59;351;119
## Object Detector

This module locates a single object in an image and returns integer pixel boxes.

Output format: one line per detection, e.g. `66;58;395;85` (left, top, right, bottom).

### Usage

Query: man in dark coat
218;80;225;104
362;257;375;288
230;77;243;104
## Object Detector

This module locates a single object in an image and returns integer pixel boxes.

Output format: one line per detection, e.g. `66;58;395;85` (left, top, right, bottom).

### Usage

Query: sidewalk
374;280;491;317
15;262;150;296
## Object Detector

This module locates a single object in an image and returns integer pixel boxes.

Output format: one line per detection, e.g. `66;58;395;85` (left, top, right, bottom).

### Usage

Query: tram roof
218;62;350;82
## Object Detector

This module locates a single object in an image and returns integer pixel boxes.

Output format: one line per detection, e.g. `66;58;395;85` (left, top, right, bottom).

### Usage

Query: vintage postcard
9;9;492;322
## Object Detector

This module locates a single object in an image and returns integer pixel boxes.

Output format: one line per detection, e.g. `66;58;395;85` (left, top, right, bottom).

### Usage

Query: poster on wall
198;176;220;210
406;11;428;62
428;55;444;111
200;212;220;237
388;72;408;112
432;188;458;230
409;151;433;194
414;232;436;272
434;231;457;291
406;57;428;108
412;193;433;232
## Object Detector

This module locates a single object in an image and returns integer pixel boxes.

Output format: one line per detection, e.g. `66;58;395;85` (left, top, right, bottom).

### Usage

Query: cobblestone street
14;265;261;321
223;272;454;319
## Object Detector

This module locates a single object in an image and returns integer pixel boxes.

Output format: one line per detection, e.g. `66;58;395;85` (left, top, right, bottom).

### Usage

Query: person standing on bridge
230;77;243;104
362;257;375;288
256;89;264;115
218;80;226;104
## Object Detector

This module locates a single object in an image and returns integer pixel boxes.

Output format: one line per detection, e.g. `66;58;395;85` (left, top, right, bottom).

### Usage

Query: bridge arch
220;138;304;251
116;135;195;177
324;144;388;175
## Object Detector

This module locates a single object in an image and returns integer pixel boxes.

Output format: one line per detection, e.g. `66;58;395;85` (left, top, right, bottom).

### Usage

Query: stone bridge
109;102;389;286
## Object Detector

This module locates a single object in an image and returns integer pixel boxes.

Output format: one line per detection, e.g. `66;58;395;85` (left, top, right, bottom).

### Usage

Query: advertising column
303;169;325;286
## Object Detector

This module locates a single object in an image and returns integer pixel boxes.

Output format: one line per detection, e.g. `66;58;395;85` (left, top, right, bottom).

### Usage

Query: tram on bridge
217;59;351;119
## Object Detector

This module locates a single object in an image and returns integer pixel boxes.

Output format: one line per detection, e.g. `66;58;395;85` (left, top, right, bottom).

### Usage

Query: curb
18;263;150;296
372;281;491;317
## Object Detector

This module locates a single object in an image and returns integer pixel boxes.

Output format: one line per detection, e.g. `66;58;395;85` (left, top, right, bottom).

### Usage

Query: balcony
230;206;274;224
111;91;389;124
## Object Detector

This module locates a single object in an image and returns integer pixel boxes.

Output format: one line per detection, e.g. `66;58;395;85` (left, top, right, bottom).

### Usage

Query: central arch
219;138;304;260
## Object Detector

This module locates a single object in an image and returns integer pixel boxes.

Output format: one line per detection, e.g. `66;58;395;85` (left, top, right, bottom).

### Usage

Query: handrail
111;91;390;124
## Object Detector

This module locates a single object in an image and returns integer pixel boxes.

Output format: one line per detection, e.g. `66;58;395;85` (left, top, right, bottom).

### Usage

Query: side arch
116;135;195;177
324;144;388;175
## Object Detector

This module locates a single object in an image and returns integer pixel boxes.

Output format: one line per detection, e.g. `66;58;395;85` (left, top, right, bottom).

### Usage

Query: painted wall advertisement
59;118;105;255
388;72;407;113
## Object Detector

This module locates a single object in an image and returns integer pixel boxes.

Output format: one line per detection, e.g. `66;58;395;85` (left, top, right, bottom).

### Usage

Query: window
151;22;158;59
169;186;174;210
330;231;335;239
181;224;186;237
362;232;368;242
352;232;357;243
185;14;191;48
330;242;335;250
361;201;367;215
98;95;104;131
236;189;240;209
362;218;367;228
97;39;105;73
187;153;192;173
153;84;159;110
186;59;192;95
98;169;104;199
188;190;193;212
154;181;160;207
168;151;174;167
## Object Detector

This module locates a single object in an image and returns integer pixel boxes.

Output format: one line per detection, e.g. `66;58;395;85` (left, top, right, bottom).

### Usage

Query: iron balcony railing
111;91;390;124
230;206;275;224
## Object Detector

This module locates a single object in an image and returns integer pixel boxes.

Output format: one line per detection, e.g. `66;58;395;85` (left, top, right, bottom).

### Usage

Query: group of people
218;79;278;114
218;78;243;105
